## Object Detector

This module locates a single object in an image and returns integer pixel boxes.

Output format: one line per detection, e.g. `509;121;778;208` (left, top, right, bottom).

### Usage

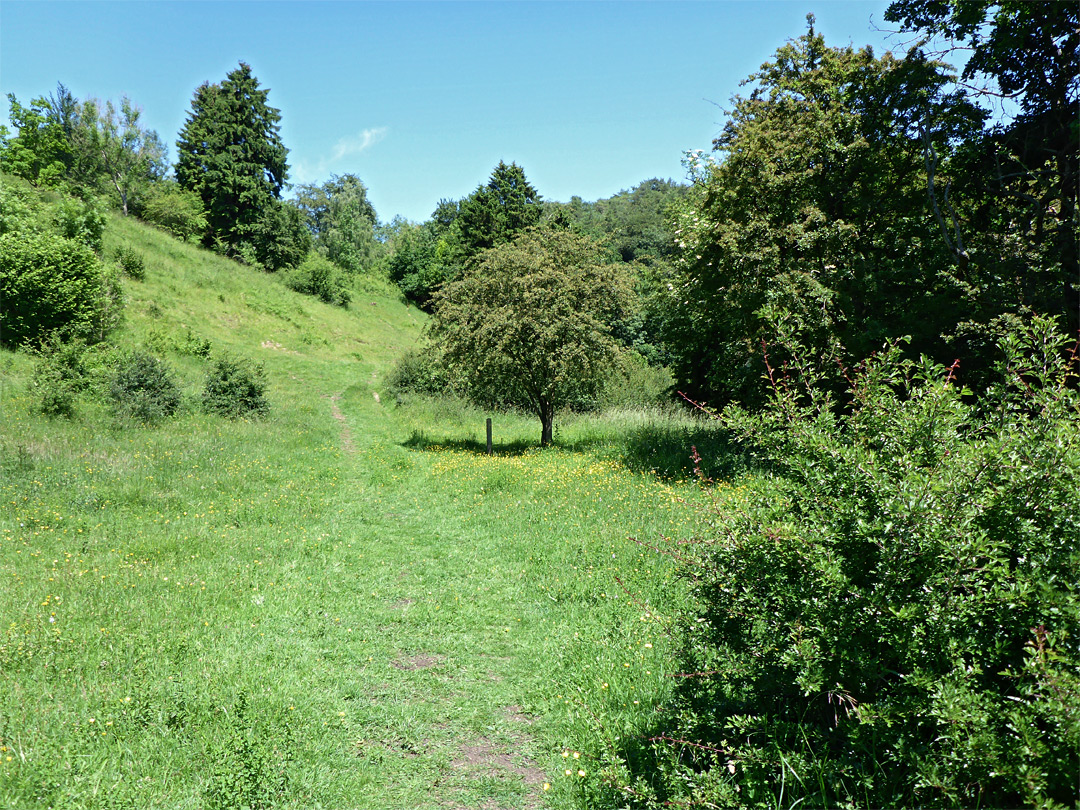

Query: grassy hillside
1;214;722;808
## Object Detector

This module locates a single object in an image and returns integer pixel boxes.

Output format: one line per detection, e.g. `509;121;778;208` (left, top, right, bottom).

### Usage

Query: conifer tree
176;62;298;268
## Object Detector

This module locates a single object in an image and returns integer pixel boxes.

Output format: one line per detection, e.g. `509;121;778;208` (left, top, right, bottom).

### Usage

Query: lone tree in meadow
430;227;632;446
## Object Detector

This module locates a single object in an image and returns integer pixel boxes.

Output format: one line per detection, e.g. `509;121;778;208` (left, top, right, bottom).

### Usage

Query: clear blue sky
1;1;902;223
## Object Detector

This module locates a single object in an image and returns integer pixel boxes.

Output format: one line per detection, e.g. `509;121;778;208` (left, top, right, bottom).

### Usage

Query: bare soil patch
392;653;445;671
448;737;546;809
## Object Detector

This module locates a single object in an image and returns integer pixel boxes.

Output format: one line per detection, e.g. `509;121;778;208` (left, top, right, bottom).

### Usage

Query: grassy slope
0;215;725;809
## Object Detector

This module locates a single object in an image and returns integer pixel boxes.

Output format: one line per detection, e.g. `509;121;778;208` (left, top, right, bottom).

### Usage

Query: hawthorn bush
621;315;1080;808
108;351;181;424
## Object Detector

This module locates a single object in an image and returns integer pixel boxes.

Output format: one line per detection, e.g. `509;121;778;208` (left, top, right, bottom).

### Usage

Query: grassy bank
1;214;725;809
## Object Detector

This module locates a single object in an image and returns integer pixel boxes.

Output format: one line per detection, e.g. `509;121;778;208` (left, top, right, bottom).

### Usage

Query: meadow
0;214;734;809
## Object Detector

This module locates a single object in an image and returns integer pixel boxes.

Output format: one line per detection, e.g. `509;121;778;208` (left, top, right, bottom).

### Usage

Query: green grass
1;214;722;809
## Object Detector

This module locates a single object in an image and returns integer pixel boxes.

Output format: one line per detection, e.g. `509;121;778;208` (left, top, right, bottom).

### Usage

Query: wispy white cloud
292;127;388;184
331;127;387;161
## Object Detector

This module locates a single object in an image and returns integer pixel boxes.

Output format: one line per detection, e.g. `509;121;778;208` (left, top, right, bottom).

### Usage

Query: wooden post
486;418;493;455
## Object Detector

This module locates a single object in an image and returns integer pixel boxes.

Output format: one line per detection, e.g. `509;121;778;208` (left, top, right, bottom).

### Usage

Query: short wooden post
486;418;493;455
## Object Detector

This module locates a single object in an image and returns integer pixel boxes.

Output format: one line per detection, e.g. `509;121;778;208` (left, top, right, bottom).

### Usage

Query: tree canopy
430;227;632;446
175;62;304;270
291;174;379;275
456;160;543;258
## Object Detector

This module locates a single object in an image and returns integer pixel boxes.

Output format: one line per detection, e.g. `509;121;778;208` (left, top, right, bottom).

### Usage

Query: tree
1;92;71;186
291;174;379;274
663;21;988;407
430;227;632;446
82;97;167;216
885;0;1079;339
456;160;543;258
175;62;297;269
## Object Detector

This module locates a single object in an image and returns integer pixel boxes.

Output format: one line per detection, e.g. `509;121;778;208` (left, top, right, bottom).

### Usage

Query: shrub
594;351;674;411
139;182;207;242
0;230;108;347
622;314;1080;808
30;335;91;418
282;253;351;307
385;346;452;398
0;179;41;236
108;351;181;424
114;244;145;280
52;195;107;252
202;354;269;418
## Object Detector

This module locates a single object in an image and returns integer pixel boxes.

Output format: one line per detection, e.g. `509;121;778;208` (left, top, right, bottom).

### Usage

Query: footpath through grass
1;215;726;809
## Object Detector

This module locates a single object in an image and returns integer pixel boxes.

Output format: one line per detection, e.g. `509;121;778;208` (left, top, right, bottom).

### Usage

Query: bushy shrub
621;314;1080;808
596;352;674;410
52;195;107;252
0;179;41;236
108;351;181;424
202;354;269;418
138;181;207;242
114;244;145;280
282;253;351;307
385;346;452;398
30;335;91;418
0;230;108;347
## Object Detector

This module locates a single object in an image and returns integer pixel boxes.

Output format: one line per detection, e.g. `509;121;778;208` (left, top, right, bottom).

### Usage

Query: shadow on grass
402;420;754;483
401;429;538;457
565;421;752;482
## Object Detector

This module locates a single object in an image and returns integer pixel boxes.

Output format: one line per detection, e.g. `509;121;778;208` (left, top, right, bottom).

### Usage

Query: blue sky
1;1;902;222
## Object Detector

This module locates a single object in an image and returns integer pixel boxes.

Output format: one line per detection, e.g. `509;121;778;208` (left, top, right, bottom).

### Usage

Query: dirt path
328;392;357;455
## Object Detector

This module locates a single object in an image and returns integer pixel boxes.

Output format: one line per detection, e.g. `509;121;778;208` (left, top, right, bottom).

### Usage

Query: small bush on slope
281;253;351;307
108;350;181;424
202;354;269;418
609;314;1080;808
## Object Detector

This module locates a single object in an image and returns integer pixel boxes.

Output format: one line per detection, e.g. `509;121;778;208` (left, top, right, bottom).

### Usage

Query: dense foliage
175;62;306;270
0;229;107;347
610;315;1080;807
386;163;545;307
660;9;1077;409
107;350;182;424
202;354;269;418
291;173;380;275
138;180;208;241
282;253;351;307
430;227;633;446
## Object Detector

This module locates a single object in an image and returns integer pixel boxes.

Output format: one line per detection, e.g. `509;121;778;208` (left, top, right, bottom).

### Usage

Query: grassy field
1;215;731;809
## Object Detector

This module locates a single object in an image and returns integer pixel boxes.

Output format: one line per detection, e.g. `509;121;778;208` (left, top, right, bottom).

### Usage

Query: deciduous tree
430;227;632;446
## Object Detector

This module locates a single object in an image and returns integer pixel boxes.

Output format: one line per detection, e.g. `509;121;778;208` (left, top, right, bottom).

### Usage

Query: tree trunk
539;400;554;447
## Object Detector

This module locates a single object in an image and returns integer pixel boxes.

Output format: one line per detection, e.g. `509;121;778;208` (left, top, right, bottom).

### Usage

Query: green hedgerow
202;354;269;418
108;351;182;424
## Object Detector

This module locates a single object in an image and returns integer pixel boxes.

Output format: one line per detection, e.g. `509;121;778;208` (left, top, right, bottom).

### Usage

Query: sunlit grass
0;214;731;808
